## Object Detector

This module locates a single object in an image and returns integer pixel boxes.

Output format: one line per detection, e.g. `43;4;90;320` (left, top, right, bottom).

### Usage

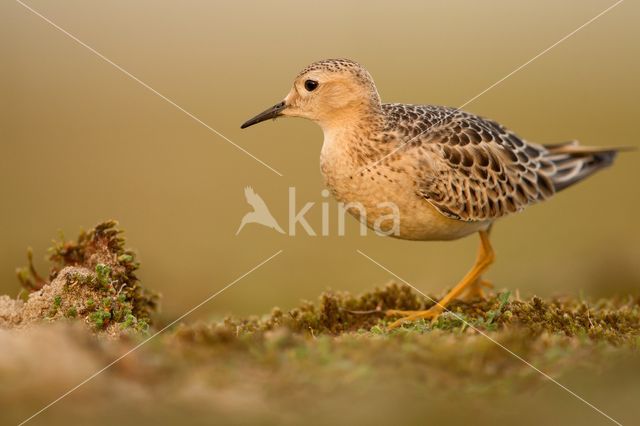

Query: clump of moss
166;285;639;395
46;220;158;323
214;283;640;346
503;295;640;344
66;306;78;318
2;220;158;335
219;284;425;336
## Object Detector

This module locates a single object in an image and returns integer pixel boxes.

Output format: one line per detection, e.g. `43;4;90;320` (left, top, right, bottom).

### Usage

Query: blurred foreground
2;287;640;426
1;222;639;426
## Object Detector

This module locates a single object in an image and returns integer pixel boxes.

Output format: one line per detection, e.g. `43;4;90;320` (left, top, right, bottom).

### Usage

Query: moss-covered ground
1;222;639;425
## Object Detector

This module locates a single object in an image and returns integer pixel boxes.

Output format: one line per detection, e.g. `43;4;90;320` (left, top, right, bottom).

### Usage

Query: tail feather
543;141;626;192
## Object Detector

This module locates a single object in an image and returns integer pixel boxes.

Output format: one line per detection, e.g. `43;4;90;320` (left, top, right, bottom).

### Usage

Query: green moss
160;284;640;400
14;220;159;334
47;220;158;323
122;313;136;329
117;254;133;263
95;264;111;288
137;319;149;333
90;310;112;330
486;291;511;325
213;283;640;346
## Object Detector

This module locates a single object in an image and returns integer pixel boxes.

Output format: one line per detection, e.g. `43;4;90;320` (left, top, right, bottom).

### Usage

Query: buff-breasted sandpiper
241;58;623;329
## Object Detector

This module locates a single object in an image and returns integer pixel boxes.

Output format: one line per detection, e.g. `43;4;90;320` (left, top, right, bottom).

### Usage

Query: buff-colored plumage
241;58;621;327
370;104;615;223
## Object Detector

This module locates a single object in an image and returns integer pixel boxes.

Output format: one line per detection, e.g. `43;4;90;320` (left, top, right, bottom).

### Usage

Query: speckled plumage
363;103;557;221
241;58;622;326
305;59;618;240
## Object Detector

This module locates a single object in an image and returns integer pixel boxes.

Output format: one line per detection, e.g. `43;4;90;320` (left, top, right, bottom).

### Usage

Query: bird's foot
385;305;444;330
463;279;493;301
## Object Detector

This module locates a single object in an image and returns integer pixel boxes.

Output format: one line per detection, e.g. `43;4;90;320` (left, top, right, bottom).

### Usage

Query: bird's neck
319;104;387;178
318;103;384;140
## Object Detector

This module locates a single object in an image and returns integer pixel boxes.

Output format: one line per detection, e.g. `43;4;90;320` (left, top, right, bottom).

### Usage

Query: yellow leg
386;230;495;329
463;278;493;300
463;225;494;300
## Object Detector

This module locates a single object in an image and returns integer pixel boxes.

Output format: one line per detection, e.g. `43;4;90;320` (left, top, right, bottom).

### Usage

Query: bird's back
377;103;619;222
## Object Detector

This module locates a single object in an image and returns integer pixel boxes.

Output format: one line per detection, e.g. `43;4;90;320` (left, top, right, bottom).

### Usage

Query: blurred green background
2;0;639;321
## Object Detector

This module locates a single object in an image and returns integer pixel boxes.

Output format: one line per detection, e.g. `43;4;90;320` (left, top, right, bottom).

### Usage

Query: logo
236;187;401;237
236;187;285;235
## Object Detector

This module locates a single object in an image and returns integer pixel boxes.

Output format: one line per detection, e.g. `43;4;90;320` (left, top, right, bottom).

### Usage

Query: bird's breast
319;132;488;240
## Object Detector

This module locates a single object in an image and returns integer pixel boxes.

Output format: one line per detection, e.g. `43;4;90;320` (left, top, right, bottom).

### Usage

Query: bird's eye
304;79;319;91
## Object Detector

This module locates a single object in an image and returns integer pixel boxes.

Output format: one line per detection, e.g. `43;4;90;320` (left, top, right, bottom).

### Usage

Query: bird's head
240;59;381;131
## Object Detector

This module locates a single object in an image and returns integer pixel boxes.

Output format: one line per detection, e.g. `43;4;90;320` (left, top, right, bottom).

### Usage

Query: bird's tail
543;141;632;192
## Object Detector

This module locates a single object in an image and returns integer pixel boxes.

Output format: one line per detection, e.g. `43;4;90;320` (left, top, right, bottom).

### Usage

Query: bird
240;58;624;329
236;186;285;235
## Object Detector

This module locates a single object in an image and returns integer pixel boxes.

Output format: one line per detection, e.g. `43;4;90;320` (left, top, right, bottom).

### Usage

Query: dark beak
240;101;287;129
